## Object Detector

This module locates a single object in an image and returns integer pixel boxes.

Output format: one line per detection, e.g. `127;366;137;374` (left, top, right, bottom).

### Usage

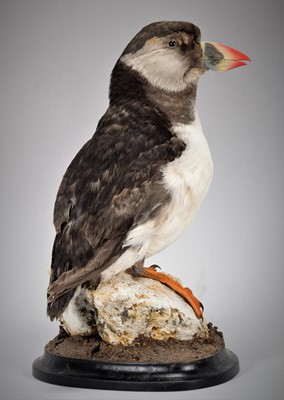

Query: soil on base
45;323;224;363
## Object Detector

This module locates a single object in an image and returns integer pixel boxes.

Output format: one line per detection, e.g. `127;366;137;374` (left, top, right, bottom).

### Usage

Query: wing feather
47;103;185;318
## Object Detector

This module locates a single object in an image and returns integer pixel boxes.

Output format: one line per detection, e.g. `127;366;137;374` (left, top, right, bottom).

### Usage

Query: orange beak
202;42;251;71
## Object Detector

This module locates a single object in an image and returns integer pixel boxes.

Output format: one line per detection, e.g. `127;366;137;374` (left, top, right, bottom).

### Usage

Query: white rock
59;286;97;336
60;270;207;345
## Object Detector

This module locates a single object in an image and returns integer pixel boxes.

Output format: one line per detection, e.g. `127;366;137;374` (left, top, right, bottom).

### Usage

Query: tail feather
47;259;99;304
47;238;125;320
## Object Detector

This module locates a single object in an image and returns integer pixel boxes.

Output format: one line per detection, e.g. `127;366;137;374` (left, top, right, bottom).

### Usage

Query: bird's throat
109;61;197;125
146;83;197;125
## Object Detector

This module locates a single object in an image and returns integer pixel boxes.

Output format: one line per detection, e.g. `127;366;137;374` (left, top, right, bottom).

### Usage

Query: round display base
32;347;239;391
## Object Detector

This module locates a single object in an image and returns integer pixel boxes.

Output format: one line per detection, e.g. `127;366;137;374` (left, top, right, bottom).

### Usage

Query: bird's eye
168;40;177;47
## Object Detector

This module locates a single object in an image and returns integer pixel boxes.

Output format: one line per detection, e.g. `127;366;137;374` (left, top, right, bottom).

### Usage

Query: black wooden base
32;347;239;391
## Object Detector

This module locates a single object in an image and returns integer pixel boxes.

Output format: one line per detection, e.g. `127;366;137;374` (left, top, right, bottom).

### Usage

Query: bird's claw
148;264;161;271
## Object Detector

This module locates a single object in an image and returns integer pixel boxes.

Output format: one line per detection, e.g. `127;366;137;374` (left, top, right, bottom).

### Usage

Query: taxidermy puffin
47;21;250;321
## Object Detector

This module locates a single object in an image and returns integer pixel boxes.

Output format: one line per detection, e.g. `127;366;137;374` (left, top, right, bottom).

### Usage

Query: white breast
124;110;214;259
100;111;213;283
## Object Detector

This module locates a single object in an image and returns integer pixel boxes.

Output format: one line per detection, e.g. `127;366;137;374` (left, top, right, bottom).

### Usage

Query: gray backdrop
0;0;283;399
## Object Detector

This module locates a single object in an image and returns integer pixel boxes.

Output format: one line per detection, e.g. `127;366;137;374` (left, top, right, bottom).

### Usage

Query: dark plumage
48;95;185;318
47;21;250;320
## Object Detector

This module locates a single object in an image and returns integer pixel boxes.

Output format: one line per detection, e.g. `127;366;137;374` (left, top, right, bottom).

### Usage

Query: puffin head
119;21;250;93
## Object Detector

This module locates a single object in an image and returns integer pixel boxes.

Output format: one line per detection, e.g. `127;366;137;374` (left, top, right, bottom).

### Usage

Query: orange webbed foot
132;264;203;319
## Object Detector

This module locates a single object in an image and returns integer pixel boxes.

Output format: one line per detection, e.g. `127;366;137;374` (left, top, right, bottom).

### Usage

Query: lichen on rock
60;270;207;346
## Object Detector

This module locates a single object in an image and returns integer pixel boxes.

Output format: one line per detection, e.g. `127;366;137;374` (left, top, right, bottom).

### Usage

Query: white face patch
121;37;203;92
